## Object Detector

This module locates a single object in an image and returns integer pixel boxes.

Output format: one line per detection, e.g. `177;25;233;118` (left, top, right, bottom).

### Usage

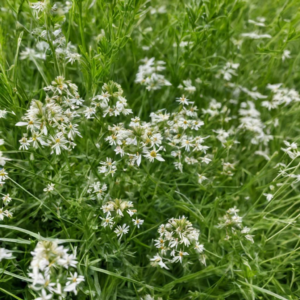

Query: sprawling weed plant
1;0;300;299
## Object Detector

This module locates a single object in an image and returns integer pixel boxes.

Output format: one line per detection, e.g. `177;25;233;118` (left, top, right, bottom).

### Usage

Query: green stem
32;57;49;86
77;0;86;53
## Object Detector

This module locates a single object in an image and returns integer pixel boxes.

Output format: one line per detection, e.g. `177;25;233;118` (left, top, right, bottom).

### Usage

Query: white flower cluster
28;1;80;65
135;57;171;90
104;95;211;173
202;99;226;118
28;241;84;298
273;140;300;184
241;32;271;39
261;84;300;110
150;216;205;269
218;62;239;81
87;181;108;200
0;150;9;186
53;28;81;65
98;158;118;177
100;197;144;239
235;84;267;100
239;101;272;145
178;79;196;94
217;207;254;243
84;81;132;119
16;76;83;154
221;161;235;177
281;140;300;160
30;1;46;16
0;194;13;221
261;140;300;204
44;183;55;193
248;17;266;27
20;47;46;61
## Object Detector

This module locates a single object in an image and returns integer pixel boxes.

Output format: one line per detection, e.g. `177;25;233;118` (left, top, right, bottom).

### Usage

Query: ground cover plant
1;0;300;299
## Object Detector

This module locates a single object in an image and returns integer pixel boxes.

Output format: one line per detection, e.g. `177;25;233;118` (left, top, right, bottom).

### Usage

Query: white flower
101;203;114;216
98;158;117;176
2;194;12;205
132;218;144;228
84;107;96;119
19;137;31;150
172;250;189;263
143;147;165;162
114;224;130;239
0;208;5;220
16;120;41;132
227;207;239;215
194;243;204;253
0;151;9;166
64;272;85;295
263;193;273;202
197;174;207;184
29;133;48;149
181;136;194;151
176;95;190;106
48;134;69;155
43;184;55;193
66;52;81;64
100;216;114;228
150;254;169;269
67;123;82;140
0;169;8;183
182;79;196;93
174;161;183;172
0;110;7;118
0;248;12;261
282;50;291;61
30;1;46;14
127;209;137;217
241;227;251;234
35;289;52;300
200;156;212;164
245;235;254;243
57;253;78;269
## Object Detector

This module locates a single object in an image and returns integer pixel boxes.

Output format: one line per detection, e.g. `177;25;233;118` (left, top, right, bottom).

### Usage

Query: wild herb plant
1;0;300;299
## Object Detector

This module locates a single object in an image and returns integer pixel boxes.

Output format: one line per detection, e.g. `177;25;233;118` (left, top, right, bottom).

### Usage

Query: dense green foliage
1;0;300;299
